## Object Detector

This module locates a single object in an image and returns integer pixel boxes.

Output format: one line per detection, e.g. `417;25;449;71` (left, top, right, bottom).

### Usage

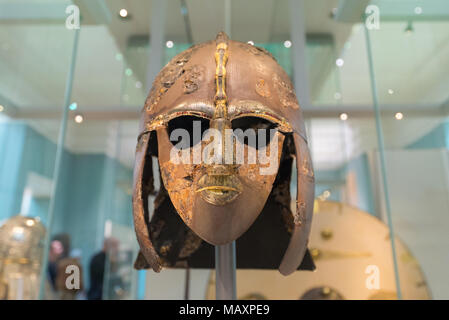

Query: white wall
144;268;211;300
373;148;449;299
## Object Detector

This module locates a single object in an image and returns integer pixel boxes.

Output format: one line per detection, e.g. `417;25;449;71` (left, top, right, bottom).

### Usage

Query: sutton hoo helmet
133;32;315;275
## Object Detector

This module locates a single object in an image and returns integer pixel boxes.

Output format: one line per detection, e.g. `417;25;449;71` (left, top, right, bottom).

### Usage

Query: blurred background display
205;200;431;300
0;216;45;299
0;0;448;300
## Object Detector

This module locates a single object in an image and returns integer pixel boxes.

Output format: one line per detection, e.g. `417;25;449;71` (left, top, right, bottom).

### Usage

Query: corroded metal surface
133;32;315;275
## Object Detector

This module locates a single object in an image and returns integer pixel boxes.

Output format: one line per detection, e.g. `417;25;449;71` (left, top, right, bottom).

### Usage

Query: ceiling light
414;7;422;15
25;219;35;227
247;41;254;45
69;102;77;111
166;40;174;48
125;68;133;76
336;58;344;67
0;105;4;112
74;114;83;124
388;89;394;95
395;112;403;120
119;9;128;18
284;40;292;48
136;81;142;89
340;113;348;121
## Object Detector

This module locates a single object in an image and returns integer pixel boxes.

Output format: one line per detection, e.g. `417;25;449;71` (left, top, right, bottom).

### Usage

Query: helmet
133;32;315;275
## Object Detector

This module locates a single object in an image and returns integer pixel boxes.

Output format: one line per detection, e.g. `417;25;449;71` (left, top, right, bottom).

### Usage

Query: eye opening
231;116;278;149
167;115;210;148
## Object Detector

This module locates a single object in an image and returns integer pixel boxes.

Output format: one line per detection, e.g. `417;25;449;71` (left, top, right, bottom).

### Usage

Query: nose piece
196;167;242;206
206;164;236;176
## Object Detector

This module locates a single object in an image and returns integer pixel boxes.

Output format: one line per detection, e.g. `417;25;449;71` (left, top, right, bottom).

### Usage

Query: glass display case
0;0;448;300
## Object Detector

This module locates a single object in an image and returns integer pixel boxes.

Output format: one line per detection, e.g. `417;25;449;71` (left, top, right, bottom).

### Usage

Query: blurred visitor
87;237;119;300
47;234;70;291
46;233;77;299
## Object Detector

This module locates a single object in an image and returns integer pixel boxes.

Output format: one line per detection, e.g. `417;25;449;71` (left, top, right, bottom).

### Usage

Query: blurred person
46;233;71;297
47;239;64;291
87;237;119;300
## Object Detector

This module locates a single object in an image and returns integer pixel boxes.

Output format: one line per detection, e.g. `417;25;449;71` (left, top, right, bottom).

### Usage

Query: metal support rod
146;0;167;91
38;28;80;300
215;242;236;300
180;0;193;44
184;267;190;300
224;0;231;36
289;0;310;108
364;24;402;300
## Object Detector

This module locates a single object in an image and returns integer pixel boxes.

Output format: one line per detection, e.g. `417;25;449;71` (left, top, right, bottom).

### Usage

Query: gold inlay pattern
213;33;229;119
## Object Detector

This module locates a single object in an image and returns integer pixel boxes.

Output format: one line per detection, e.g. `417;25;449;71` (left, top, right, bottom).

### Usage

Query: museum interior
0;0;448;300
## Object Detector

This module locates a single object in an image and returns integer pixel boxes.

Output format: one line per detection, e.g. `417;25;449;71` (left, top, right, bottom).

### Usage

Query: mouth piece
195;186;240;193
196;174;242;206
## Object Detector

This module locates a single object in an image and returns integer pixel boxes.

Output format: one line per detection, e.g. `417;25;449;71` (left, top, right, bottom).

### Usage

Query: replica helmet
133;32;315;275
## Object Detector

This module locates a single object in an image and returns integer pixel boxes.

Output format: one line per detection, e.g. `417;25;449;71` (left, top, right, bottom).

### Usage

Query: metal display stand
215;0;236;301
215;241;236;300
